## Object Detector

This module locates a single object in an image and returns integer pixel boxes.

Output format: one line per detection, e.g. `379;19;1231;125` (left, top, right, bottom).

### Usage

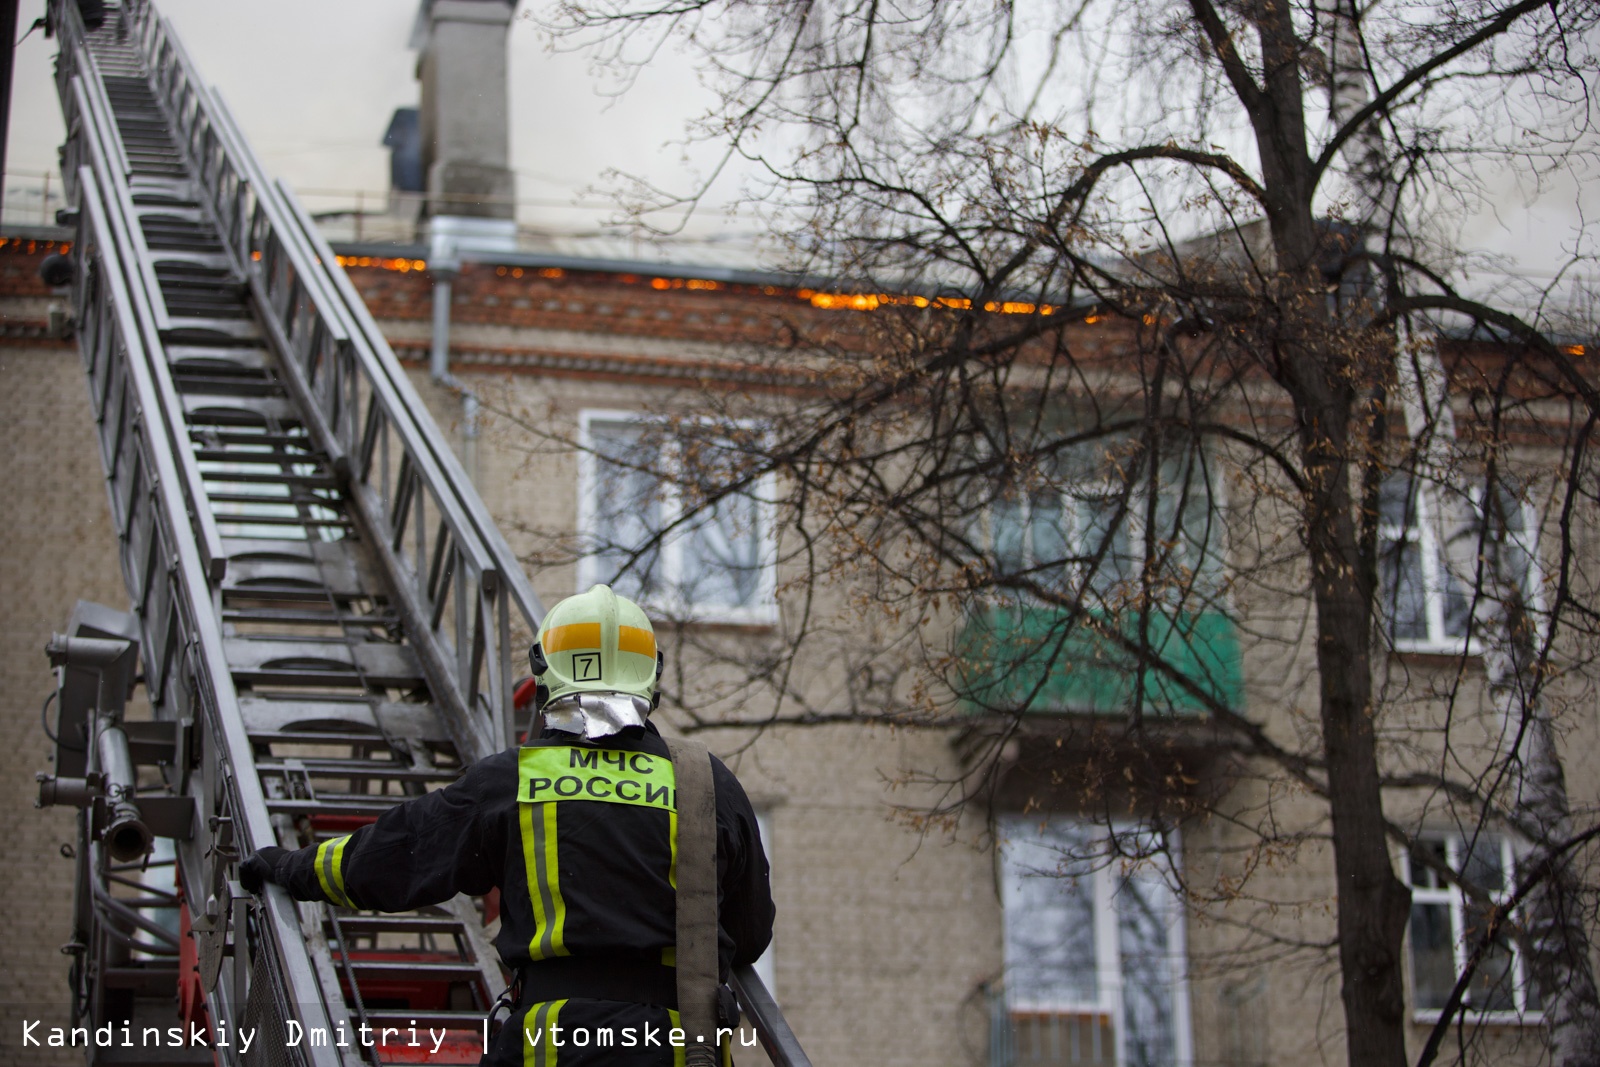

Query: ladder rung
341;959;484;982
205;490;337;506
265;797;408;817
259;760;458;784
247;729;409;750
360;1010;487;1031
225;611;395;630
201;469;336;487
328;916;468;937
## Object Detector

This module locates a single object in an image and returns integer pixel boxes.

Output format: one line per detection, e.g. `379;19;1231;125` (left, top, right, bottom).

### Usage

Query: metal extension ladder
36;2;808;1065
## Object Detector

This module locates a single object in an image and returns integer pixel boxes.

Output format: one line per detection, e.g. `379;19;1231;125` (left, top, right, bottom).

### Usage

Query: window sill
1412;1009;1542;1028
1387;646;1484;669
657;615;778;635
635;600;779;631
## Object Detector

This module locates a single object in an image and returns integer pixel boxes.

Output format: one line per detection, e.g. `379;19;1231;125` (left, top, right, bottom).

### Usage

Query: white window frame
1378;476;1480;654
985;459;1225;606
997;815;1194;1067
989;480;1132;598
578;409;778;625
1401;833;1542;1025
1378;476;1547;656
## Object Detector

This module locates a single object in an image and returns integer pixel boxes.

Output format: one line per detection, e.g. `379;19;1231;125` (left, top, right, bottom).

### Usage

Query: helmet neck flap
541;692;653;739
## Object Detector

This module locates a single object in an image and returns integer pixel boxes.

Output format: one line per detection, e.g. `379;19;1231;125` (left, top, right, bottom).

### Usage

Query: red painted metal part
174;883;215;1048
338;951;461;1010
337;950;486;1064
372;1030;484;1064
307;813;380;835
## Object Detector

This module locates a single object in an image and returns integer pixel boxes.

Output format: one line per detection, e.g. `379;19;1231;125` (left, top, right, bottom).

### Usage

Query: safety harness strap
516;956;678;1010
665;736;720;1067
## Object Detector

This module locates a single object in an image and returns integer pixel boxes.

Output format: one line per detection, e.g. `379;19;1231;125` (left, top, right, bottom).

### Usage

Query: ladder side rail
278;181;545;745
127;2;513;763
198;72;521;761
67;70;228;583
49;1;133;183
141;7;222;226
242;226;499;764
54;44;97;256
235;146;503;765
72;167;344;1067
53;2;170;331
211;80;523;755
50;15;85;206
729;965;813;1067
278;178;533;747
134;0;537;753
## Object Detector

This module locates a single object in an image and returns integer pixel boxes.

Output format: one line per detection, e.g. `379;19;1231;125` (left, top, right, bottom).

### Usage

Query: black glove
240;847;290;894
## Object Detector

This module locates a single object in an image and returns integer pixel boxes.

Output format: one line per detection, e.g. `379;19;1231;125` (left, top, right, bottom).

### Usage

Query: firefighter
241;584;774;1066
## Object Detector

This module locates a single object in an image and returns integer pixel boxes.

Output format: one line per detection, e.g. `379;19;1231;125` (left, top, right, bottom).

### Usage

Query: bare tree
521;0;1600;1063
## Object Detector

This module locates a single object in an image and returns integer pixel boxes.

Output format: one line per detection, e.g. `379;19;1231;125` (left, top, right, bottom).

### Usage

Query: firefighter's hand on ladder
240;847;290;894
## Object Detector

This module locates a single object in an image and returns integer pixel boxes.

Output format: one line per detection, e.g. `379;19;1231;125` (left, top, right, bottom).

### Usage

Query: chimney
411;0;518;260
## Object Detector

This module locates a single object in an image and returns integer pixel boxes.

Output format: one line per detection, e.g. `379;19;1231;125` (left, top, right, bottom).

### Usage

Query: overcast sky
7;0;747;238
6;0;1595;293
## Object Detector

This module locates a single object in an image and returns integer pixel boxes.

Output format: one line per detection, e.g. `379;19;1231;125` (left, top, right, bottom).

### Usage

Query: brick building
7;215;1597;1066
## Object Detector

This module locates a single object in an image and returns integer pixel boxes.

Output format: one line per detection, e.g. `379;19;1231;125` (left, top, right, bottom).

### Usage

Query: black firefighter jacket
274;721;775;1066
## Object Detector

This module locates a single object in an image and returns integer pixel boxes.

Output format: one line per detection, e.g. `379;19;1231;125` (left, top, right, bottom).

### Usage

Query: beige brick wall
0;336;130;1065
420;363;1012;1066
7;238;1596;1067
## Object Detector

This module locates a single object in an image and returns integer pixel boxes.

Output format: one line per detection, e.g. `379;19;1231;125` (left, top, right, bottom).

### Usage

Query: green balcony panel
957;605;1243;716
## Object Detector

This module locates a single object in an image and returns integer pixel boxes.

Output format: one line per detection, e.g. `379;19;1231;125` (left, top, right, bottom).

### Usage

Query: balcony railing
957;603;1243;718
987;986;1118;1067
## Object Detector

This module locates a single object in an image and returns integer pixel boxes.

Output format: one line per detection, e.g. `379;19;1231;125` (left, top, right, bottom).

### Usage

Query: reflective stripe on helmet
543;622;601;654
617;624;655;658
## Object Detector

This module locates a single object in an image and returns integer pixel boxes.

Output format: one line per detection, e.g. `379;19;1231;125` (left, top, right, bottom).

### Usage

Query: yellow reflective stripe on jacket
515;744;677;966
522;999;566;1067
668;808;679;889
520;800;568;961
315;835;354;908
668;1009;686;1067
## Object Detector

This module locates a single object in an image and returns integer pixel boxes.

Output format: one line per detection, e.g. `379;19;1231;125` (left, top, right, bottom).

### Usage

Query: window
579;412;775;622
1403;833;1541;1019
992;485;1134;599
1378;475;1473;650
986;442;1222;606
1378;476;1542;653
994;816;1191;1067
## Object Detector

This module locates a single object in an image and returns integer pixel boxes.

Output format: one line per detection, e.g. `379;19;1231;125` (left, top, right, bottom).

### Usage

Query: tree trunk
1298;379;1415;1067
1246;3;1415;1060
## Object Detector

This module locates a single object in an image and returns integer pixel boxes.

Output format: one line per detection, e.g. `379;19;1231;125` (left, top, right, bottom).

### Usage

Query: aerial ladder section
33;2;808;1064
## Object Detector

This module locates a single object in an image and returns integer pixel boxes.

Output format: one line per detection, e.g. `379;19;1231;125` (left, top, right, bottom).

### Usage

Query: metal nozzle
95;718;152;862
